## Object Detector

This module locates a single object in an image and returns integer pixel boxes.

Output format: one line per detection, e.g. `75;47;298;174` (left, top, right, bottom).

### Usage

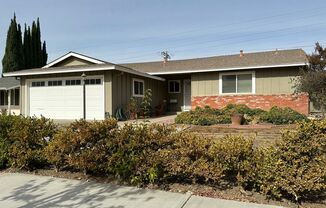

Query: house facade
3;49;309;120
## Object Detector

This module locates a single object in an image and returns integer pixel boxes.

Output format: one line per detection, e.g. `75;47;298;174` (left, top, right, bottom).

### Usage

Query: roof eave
0;85;20;91
3;66;116;77
115;65;165;81
2;65;165;82
147;63;307;75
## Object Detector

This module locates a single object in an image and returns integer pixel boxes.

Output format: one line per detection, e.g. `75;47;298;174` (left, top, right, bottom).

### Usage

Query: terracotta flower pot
130;112;137;120
231;114;243;125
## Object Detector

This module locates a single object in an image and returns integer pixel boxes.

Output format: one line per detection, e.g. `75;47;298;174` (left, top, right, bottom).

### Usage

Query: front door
183;79;191;111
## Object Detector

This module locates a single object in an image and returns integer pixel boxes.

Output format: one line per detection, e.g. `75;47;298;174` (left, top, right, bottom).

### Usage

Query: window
0;91;7;106
85;79;101;85
31;81;45;87
10;89;20;106
168;80;181;93
133;79;144;97
220;72;255;94
48;80;62;86
66;79;81;85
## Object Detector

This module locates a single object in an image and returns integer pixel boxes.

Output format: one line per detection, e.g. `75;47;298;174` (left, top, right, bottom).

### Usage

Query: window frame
48;80;63;87
132;78;145;97
168;80;181;93
10;89;20;106
219;71;255;95
0;91;7;106
31;81;45;87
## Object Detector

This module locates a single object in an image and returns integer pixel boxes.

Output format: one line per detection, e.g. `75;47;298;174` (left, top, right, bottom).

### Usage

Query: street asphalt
0;173;283;208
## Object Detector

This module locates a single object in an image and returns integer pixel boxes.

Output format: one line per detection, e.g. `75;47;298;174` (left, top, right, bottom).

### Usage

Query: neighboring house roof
0;77;20;90
2;63;165;81
43;51;109;68
121;49;308;75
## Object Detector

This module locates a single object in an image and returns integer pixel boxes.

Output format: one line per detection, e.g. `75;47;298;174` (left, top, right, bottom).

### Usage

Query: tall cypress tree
41;41;47;66
3;15;48;72
31;20;38;68
2;14;24;73
36;18;42;67
23;25;32;68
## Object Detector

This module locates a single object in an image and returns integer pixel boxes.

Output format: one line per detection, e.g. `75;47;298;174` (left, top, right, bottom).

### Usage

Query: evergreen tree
23;25;32;68
2;15;24;73
41;41;48;66
3;15;48;72
31;20;38;67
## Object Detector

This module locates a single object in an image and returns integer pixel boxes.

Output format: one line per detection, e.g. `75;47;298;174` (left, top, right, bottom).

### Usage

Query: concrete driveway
0;173;283;208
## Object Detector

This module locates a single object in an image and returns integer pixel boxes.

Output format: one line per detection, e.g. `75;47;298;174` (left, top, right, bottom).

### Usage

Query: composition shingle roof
3;49;308;78
121;49;308;74
2;63;165;81
0;77;20;90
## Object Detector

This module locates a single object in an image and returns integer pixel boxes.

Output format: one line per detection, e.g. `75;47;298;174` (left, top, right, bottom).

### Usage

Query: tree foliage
2;15;25;73
2;15;47;73
295;42;326;116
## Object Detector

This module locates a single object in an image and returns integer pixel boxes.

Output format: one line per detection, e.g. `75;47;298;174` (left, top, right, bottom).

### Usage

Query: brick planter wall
191;94;309;115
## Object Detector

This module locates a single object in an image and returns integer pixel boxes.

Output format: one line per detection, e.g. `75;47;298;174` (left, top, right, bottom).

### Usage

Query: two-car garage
27;76;104;120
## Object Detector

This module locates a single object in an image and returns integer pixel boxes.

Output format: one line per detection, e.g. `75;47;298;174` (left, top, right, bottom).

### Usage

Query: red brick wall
191;94;309;115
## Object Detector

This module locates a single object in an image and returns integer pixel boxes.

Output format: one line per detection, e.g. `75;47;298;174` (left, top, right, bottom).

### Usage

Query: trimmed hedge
260;106;308;125
175;105;307;125
245;120;326;201
0;114;57;170
0;115;325;202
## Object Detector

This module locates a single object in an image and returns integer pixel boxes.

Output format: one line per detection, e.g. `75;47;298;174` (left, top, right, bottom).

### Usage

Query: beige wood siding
20;77;26;115
255;67;299;94
191;66;300;96
111;71;166;115
52;57;95;67
104;71;113;115
191;73;219;96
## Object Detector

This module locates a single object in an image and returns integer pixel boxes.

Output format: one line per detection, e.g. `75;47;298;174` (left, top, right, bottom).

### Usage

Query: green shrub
247;120;326;201
260;106;307;125
44;128;75;172
107;123;175;184
223;104;265;116
175;106;230;125
8;116;57;170
158;132;224;183
209;135;254;183
176;105;306;125
0;114;19;169
46;119;118;174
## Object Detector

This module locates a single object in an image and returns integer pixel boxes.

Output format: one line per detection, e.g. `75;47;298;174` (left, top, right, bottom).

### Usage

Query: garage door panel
29;77;104;120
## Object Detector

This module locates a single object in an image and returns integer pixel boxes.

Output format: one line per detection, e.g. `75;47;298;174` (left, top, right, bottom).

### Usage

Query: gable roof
43;51;108;68
0;77;20;90
121;49;308;75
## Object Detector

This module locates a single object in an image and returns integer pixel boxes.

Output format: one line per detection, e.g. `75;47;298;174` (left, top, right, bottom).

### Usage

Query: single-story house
0;77;20;115
2;49;309;120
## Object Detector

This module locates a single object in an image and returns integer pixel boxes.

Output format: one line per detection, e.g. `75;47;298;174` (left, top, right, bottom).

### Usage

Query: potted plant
126;97;138;120
230;109;244;125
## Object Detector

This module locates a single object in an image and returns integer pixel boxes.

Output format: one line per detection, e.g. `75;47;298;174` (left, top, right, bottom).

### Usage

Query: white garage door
28;77;104;120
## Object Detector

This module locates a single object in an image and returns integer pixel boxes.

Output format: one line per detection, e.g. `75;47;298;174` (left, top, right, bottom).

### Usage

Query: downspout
7;90;11;115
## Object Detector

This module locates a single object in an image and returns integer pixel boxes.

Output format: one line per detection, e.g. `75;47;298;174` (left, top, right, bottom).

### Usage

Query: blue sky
1;0;326;71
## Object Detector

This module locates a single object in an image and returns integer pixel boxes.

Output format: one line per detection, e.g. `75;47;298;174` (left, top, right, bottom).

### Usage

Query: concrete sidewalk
0;173;283;208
